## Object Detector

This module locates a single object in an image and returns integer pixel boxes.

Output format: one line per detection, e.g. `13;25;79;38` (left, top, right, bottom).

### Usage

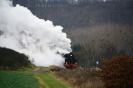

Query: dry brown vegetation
50;66;104;88
98;54;133;88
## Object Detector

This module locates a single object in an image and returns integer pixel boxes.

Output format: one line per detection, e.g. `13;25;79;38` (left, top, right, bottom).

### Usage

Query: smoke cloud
0;0;71;67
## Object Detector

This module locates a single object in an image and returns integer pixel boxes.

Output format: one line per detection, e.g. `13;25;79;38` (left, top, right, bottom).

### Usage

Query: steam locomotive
64;52;78;69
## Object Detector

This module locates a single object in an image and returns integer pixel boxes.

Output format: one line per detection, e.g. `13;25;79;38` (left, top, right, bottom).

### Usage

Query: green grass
0;68;72;88
36;72;71;88
0;70;39;88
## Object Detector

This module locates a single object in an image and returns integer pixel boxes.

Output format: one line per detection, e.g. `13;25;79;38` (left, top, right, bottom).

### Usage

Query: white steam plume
0;0;71;67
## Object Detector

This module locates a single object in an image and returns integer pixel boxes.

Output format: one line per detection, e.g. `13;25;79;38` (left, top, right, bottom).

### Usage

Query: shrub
99;54;133;88
0;47;31;70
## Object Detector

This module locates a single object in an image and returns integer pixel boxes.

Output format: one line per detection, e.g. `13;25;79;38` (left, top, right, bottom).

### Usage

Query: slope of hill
30;0;133;28
12;0;133;28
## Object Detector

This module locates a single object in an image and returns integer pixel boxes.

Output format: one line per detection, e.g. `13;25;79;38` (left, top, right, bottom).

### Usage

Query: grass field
0;70;39;88
0;67;72;88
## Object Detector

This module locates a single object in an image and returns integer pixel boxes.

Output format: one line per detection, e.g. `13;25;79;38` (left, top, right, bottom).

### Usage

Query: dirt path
31;66;47;73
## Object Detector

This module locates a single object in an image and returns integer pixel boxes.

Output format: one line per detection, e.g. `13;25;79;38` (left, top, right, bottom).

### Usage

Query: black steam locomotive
64;52;78;69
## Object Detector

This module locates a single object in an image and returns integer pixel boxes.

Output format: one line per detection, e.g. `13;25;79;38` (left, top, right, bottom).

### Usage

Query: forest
11;0;133;67
12;0;133;28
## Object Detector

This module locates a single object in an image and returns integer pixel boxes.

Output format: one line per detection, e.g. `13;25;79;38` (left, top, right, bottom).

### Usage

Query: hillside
12;0;133;28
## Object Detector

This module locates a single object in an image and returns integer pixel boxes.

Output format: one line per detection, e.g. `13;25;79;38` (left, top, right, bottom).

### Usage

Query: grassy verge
34;74;46;88
35;72;71;88
0;70;39;88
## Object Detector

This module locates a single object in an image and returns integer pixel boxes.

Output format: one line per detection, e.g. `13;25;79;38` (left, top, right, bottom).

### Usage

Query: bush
99;54;133;88
0;47;31;70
